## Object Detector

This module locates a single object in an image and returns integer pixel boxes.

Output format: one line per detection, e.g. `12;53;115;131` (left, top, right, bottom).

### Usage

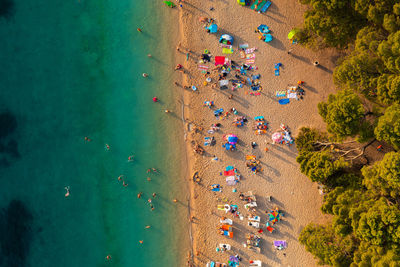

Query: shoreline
176;0;340;266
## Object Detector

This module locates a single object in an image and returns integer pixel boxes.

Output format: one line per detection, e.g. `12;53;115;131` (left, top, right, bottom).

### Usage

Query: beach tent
219;34;234;45
288;29;298;39
206;23;218;33
164;1;176;7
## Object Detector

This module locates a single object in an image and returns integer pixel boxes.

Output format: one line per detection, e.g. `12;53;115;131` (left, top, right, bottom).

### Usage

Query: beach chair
206;261;215;267
220;218;233;225
250;0;262;10
248;221;260;228
266;225;275;233
260;1;271;12
256;0;267;11
248;215;261;222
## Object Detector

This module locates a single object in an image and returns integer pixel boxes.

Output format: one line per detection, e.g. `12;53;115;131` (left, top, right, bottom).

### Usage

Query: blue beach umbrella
257;24;270;33
264;34;273;42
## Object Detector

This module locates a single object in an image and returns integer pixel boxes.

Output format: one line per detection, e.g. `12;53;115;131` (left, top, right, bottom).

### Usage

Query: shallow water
0;0;187;266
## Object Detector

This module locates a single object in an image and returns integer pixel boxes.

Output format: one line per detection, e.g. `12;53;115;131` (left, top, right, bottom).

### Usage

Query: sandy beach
174;0;339;266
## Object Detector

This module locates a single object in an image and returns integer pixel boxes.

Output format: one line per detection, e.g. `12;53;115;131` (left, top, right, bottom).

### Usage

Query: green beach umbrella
288;29;298;40
164;1;176;7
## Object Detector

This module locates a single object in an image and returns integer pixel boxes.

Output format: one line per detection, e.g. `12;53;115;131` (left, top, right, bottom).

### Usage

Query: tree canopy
374;104;400;150
318;90;365;139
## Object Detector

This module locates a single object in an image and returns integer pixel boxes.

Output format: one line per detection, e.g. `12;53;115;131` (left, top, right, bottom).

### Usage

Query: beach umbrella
227;135;238;144
257;24;269;33
288;29;298;39
207;23;218;33
164;1;176;7
219;34;234;45
264;34;273;42
272;132;283;143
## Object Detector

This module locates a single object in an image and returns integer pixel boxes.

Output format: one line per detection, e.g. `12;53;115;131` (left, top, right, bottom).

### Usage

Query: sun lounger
248;221;260;228
249;260;262;267
256;0;267;11
221;224;232;231
207;261;215;267
244;202;257;209
251;0;262;10
260;1;271;12
248;215;261;222
220;218;233;225
223;231;233;238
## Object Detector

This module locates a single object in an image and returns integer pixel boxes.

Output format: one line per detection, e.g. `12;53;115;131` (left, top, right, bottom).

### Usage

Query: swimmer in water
139;240;143;244
165;109;170;113
148;198;152;203
84;136;91;142
152;168;158;173
106;255;112;261
142;73;148;78
118;175;124;181
147;169;151;173
137;192;142;198
147;54;152;57
128;155;134;162
152;192;156;198
105;144;110;150
150;204;154;211
64;186;70;198
145;225;151;229
123;181;128;187
173;198;178;203
147;177;151;181
137;28;142;32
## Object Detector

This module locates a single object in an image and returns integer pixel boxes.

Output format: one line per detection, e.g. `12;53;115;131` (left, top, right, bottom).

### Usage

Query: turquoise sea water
0;0;187;266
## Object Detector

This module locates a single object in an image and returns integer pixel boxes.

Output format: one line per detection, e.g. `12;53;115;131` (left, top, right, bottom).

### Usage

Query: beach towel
245;47;257;54
215;56;225;66
239;43;249;49
276;90;286;97
287;92;297;99
274;69;279;76
198;64;209;70
226;165;235;171
274;240;288;248
246;54;256;59
224;170;236;176
220;44;232;48
222;48;233;54
266;225;275;233
226;176;237;185
246;59;255;64
278;98;290;105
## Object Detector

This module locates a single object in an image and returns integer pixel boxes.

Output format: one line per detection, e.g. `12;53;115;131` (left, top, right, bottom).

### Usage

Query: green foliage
318;90;365;139
295;127;323;152
376;74;400;105
374;104;400;150
355;198;400;246
296;151;348;184
298;0;365;48
333;52;383;96
362;152;400;199
352;243;400;266
299;223;355;266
